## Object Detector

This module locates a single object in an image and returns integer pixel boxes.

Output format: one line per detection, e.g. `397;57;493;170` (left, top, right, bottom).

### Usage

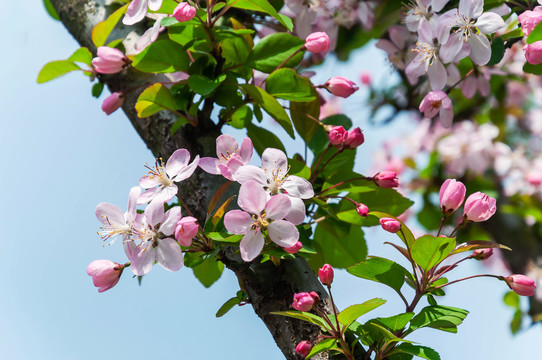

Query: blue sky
0;2;540;359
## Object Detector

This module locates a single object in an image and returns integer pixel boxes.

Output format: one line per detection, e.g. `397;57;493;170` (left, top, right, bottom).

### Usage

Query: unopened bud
284;241;303;254
318;264;334;286
373;171;399;188
296;341;312;358
324;77;359;98
356;203;369;217
505;274;536;296
305;32;330;53
292;292;315;312
173;3;197;22
473;248;493;260
379;217;401;233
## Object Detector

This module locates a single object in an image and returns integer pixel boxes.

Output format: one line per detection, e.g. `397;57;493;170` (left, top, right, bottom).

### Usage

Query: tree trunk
50;1;333;358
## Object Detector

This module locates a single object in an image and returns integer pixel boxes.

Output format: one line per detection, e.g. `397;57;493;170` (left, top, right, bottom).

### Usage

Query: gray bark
50;1;333;358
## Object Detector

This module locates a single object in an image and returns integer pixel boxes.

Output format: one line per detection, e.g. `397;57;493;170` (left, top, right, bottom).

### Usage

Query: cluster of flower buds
292;291;319;311
326;126;365;149
438;179;497;222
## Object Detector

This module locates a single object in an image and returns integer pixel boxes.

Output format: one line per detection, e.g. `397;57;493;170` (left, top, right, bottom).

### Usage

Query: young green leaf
43;0;60;20
192;257;224;288
216;297;242;317
247;33;304;73
227;0;293;31
289;98;320;143
135;83;177;118
410;235;456;272
266;68;316;101
270;311;331;331
91;4;128;47
37;60;81;84
390;343;441;360
306;338;338;359
132;40;190;73
67;47;93;66
407;305;469;334
337;298;387;326
369;312;414;333
347;257;408;293
246;123;286;155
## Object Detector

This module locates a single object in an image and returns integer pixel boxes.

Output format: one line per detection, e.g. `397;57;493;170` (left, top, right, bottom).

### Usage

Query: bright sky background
1;2;541;359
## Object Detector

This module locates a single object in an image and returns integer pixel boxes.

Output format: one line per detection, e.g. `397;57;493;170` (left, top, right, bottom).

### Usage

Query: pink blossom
379;218;401;233
318;264;334;286
505;274;536;296
460;71;490;99
439;179;466;214
284;241;303;254
173;2;196;22
463;192;497;222
175;216;199;246
134;15;166;52
138;149;200;204
373;171;399;188
292;292;314;312
518;7;542;36
327;126;348;146
419;90;454;128
324;77;359;98
123;0;164;26
356;203;369;217
405;0;450;31
101;92;125;115
296;341;312;358
305;32;329;53
95;186;140;246
344;127;364;149
473;248;493;260
524;42;542;65
92;47;130;74
87;260;124;293
224;181;299;262
199;135;252;181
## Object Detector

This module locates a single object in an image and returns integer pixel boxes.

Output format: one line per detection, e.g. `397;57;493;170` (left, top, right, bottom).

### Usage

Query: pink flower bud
173;3;196;22
327;125;348;146
463;192;497;222
284;241;303;254
324;77;359;98
292;292;315;312
344;127;364;148
373;171;399;188
101;92;125;115
419;90;454;128
518;7;542;36
92;46;129;74
439;179;466;214
175;216;199;246
524;41;542;65
318;264;334;286
379;217;401;233
305;32;330;53
309;291;321;305
505;274;536;296
296;341;312;358
86;260;123;293
473;248;493;260
356;203;369;217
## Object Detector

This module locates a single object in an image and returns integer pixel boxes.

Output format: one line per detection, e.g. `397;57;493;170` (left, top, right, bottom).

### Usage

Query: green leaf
501;28;523;41
527;21;542;44
68;47;93;66
91;4;128;47
347;257;408;293
289;158;311;180
170;116;190;135
523;62;542;75
192;257;224;288
266;68;316;101
306;338;338;359
246;123;286;155
227;0;293;31
369;212;415;246
450;240;511;255
391;343;441;360
410;235;456;272
132;40;190;73
135;83;177;118
37;60;81;84
503;291;520;309
221;36;251;65
206;232;243;243
92;82;105;98
338;298;386;326
188;74;226;96
369;313;414;333
247;33;304;73
229;105;253;129
290;98;320;143
43;0;60;20
487;37;505;66
407;305;469;334
270;311;330;331
215;297;242;317
241;84;294;137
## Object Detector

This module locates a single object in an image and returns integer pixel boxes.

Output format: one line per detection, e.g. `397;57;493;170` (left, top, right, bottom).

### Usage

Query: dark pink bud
101;92;125;115
325;77;359;98
327;125;347;146
439;179;466;214
92;46;129;74
305;32;330;53
296;341;312;358
525;42;542;65
473;248;493;260
173;3;196;22
505;274;536;296
344;127;364;149
86;260;123;293
284;241;303;254
292;292;315;312
373;171;399;188
463;192;497;222
356;203;369;217
518;7;542;36
175;216;199;246
318;264;334;286
379;217;401;233
309;291;320;305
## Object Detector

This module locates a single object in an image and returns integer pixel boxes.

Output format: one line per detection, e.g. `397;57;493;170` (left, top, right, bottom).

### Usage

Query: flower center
251;210;269;230
455;10;476;41
145;158;173;187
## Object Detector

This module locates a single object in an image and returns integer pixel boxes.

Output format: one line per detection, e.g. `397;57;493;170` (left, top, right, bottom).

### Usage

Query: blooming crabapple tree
41;0;540;358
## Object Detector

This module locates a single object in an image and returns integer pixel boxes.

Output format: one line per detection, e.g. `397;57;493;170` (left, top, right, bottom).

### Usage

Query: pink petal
265;194;291;220
225;155;244;180
126;186;141;223
240;229;265;261
428;59;447;90
224;210;254;234
199;157;221;175
130;242;155;276
268;220;299;247
159;206;182;236
285;196;306;225
139;175;160;189
123;0;148;26
234;165;267;186
137;187;159;204
238;181;267;214
218;163;235;181
153;185;178;204
239;138;253;163
156;238;183;271
475;12;505;34
173;155;200;182
144;199;165;227
261;148;288;175
282;176;314;199
468;34;491;65
166;149;190;178
95;202;126;226
216;134;239;158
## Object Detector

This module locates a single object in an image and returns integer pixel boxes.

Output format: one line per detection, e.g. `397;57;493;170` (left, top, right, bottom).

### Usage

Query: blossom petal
439;108;454;128
459;0;483;19
261;148;288;176
154;184;178;204
95;203;125;227
199;157;221;175
225;155;244;181
431;0;449;12
166;149;190;178
139;175;160;189
156;238;183;272
123;0;148;25
268;220;299;247
440;33;463;63
238;181;267;214
468;34;491;65
173;155;200;182
224;210;254;234
239;138;253;163
159;206;182;236
216;134;239;158
475;12;505;34
126;186;141;224
461;75;477;98
428;59;447;90
282;176;314;199
130;242;155;276
147;0;163;11
240;229;265;262
234;165;268;186
285;196;306;225
265;194;291;220
144;199;165;227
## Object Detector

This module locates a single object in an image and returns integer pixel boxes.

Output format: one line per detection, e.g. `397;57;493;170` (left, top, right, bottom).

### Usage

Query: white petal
468;34;491;65
166;149;191;178
285;196;306;225
173;155;200;182
240;230;265;262
475;12;505;34
137;187;158;204
156;238;183;271
440;33;463;63
261;148;288;176
265;194;291;220
431;0;449;12
159;206;181;236
268;220;299;248
234;165;268;186
405;54;428;79
282;176;314;199
144;199;165;227
216;134;239;158
126;186;141;224
147;0;163;11
95;203;125;227
199;157;221;175
139;175;160;189
428;59;447;90
123;0;148;25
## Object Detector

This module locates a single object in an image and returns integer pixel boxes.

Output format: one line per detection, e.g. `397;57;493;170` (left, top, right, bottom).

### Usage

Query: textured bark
51;1;333;358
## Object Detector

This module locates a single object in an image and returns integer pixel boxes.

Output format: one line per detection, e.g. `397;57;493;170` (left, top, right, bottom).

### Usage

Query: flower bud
284;241;303;254
327;125;347;146
356;203;369;217
463;192;497;222
92;46;130;74
86;260;123;293
295;341;312;358
473;248;493;260
318;264;334;286
173;3;196;22
524;41;542;65
309;291;320;305
373;171;399;188
439;179;466;214
379;217;401;233
518;7;542;36
505;274;536;296
324;77;359;98
175;216;199;246
344;127;364;149
101;92;125;115
305;32;330;53
292;292;315;312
